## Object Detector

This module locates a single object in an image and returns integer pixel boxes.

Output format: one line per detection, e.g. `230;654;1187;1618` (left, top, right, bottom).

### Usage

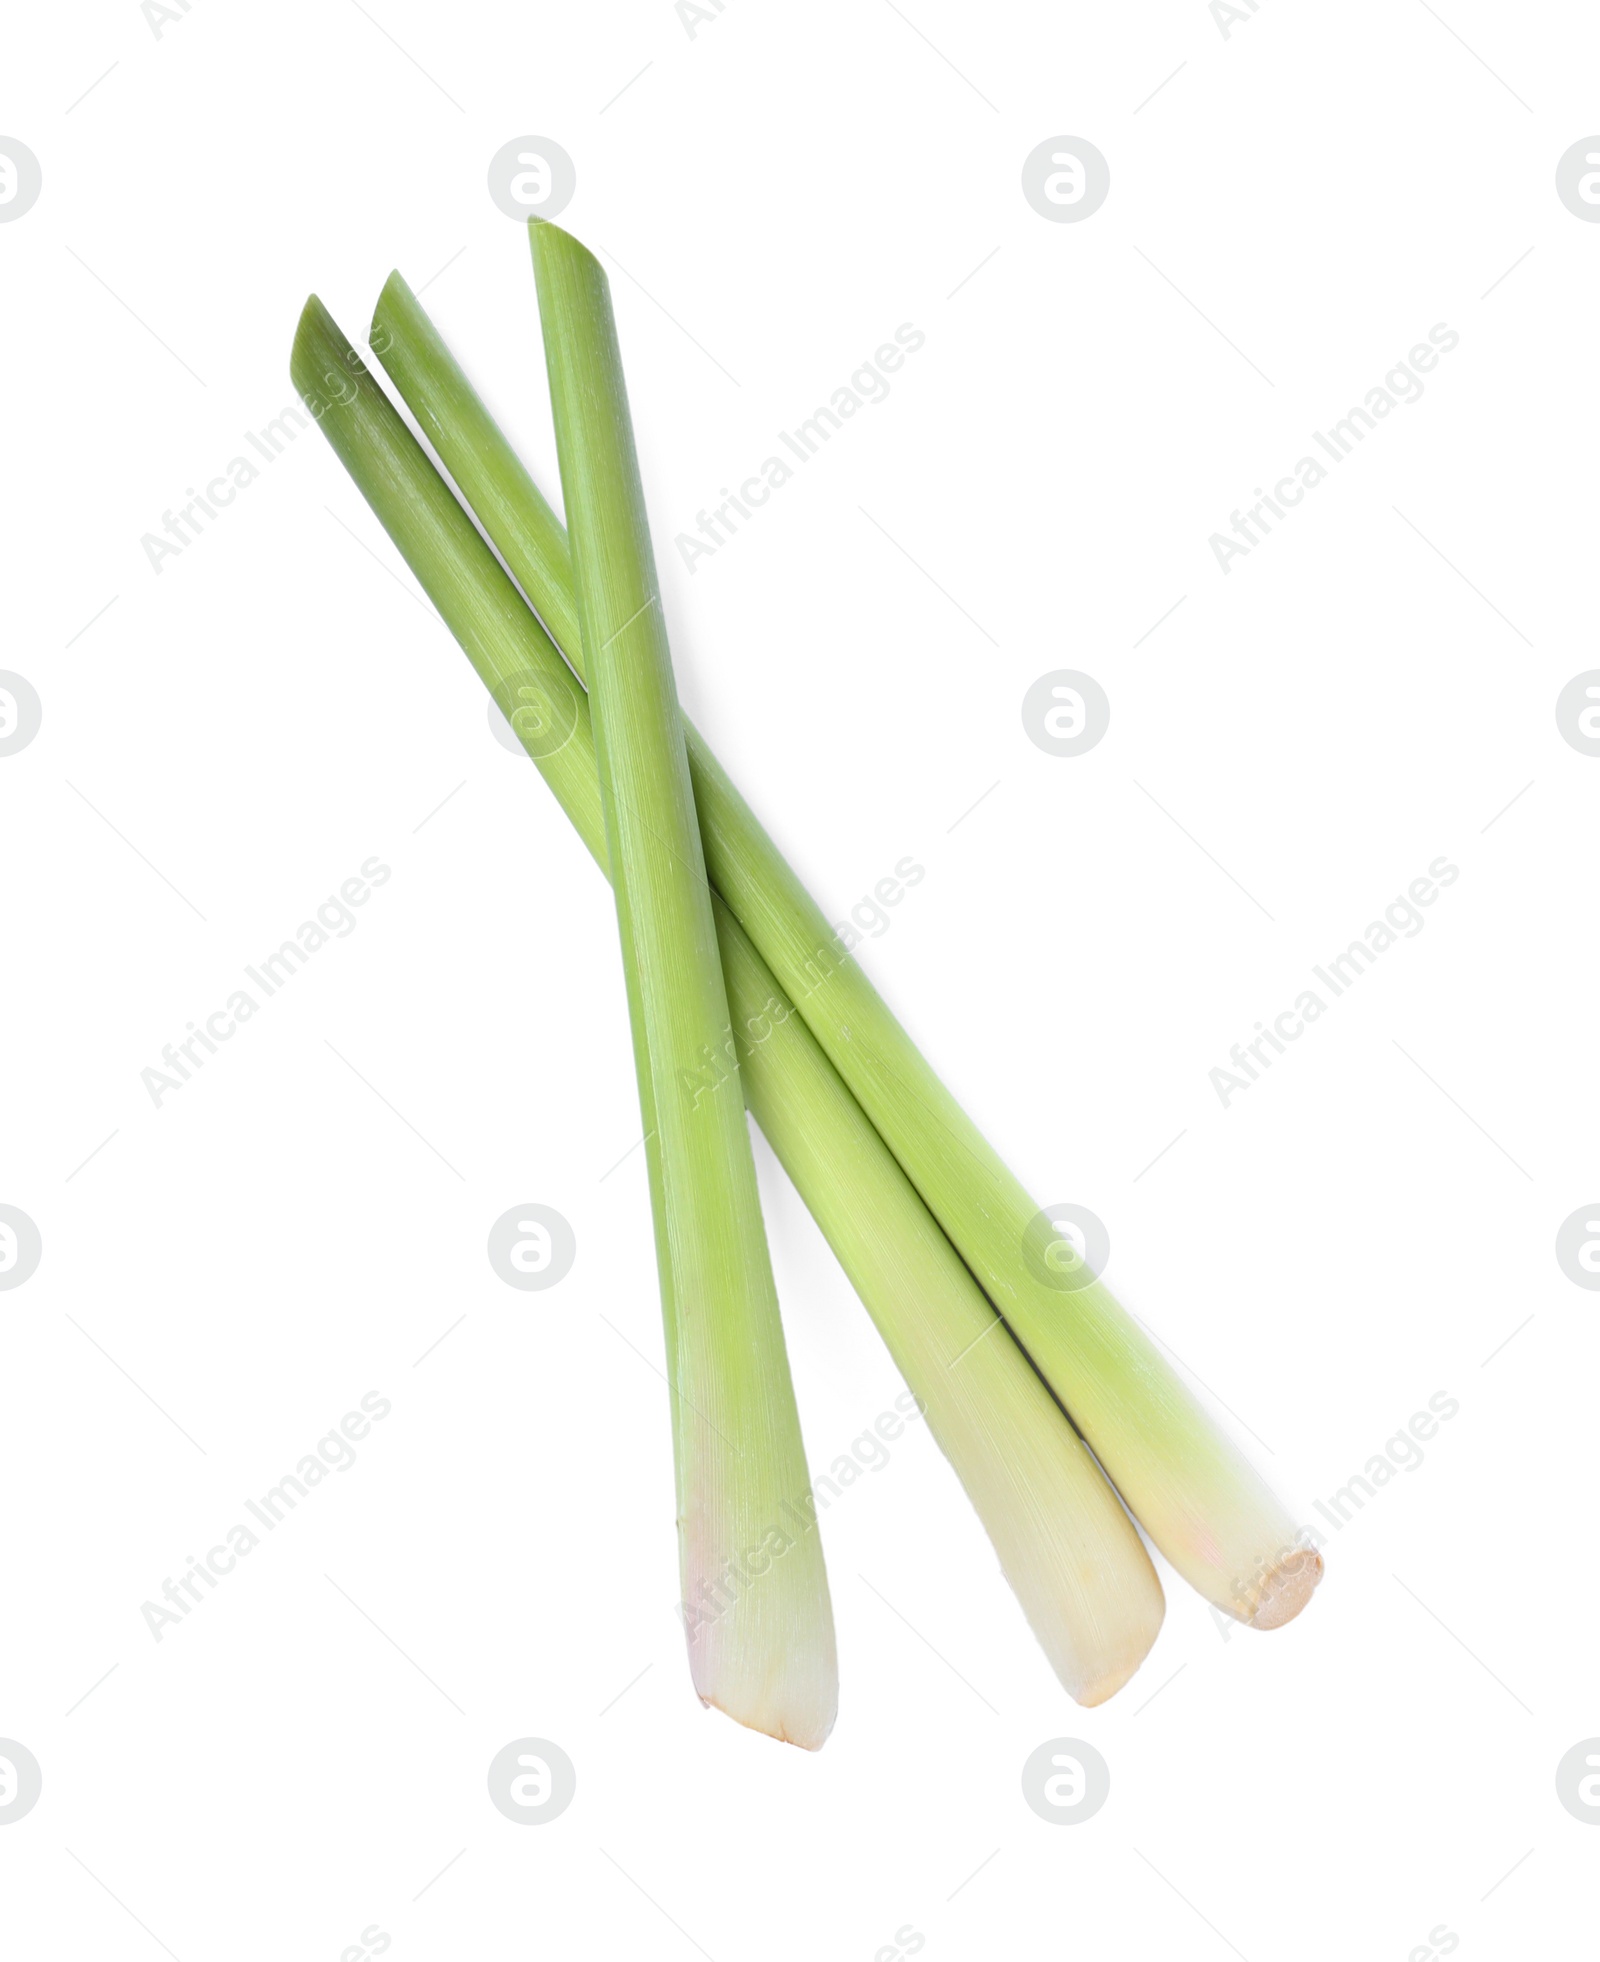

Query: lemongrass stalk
291;297;1165;1704
370;265;1320;1629
543;222;843;1748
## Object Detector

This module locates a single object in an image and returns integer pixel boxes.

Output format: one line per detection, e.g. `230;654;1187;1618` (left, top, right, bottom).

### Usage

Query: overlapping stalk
528;222;837;1746
290;296;1166;1713
369;259;1320;1629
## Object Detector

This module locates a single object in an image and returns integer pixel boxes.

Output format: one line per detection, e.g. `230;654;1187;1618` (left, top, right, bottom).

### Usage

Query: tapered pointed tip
527;215;606;287
293;292;332;344
290;294;350;392
371;268;412;341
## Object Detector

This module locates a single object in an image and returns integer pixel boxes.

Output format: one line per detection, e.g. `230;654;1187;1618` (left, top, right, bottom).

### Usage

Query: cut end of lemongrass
681;1543;839;1751
1245;1546;1324;1631
695;1679;838;1753
1000;1523;1165;1708
1075;1654;1156;1710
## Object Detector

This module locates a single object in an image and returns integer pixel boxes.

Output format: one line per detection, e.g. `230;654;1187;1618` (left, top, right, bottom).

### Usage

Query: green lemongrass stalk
527;221;838;1747
370;263;1320;1630
290;297;1166;1705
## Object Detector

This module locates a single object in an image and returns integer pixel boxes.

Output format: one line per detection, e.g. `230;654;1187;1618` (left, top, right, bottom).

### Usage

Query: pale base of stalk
713;896;1165;1707
684;1541;838;1749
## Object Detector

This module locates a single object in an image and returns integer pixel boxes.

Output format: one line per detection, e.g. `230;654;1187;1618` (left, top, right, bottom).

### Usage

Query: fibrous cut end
1247;1546;1324;1630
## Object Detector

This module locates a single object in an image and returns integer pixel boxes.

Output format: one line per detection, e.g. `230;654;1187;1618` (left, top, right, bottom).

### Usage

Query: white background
4;1;1598;1956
